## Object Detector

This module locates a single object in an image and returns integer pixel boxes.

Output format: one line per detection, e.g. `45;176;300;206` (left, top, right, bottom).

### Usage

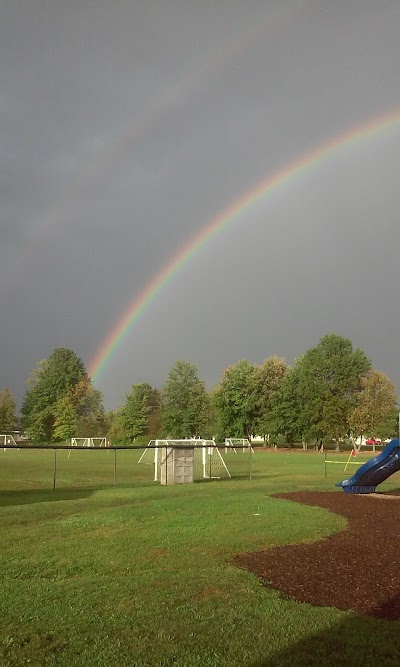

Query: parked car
366;438;381;445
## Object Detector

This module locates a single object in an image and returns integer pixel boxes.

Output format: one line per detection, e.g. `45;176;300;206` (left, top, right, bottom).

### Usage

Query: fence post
114;448;117;487
249;443;253;480
53;448;57;491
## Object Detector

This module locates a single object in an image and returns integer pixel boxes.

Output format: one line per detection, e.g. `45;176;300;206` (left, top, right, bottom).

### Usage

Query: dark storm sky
1;0;400;408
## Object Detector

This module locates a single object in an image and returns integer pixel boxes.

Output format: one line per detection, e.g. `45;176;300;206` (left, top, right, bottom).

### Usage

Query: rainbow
89;108;400;383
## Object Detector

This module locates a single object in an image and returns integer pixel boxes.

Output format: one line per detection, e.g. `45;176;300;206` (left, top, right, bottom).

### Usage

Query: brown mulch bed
233;491;400;620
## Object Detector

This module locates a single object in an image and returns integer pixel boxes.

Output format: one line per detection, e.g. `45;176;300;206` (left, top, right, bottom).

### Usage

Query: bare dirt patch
233;491;400;620
197;587;225;599
147;548;170;559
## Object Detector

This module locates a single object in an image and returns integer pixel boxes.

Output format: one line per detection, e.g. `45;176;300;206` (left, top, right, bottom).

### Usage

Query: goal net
139;440;231;481
70;437;109;447
225;438;254;453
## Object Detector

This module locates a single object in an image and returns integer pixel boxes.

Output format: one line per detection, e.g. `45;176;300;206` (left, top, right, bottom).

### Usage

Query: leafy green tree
202;388;219;439
24;405;54;443
214;359;258;441
146;388;163;438
375;406;399;440
120;383;155;443
253;356;288;441
22;348;86;442
163;361;209;438
75;414;109;438
53;396;77;442
269;366;305;445
71;376;106;437
71;377;104;419
349;370;397;439
0;388;17;432
292;334;370;443
104;410;126;446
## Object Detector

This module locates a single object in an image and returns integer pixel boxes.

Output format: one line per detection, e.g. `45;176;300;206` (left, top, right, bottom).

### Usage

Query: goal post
1;434;18;451
225;438;254;453
68;437;109;458
139;439;231;482
70;437;109;447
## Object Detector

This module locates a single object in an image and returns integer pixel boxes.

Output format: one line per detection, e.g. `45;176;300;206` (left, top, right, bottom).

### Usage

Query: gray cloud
1;0;400;408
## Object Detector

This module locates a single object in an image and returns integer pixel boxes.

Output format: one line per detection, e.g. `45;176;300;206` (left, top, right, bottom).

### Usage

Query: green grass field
1;448;399;666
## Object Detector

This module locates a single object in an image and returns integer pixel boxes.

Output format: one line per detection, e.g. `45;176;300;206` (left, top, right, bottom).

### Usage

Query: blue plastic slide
337;439;400;493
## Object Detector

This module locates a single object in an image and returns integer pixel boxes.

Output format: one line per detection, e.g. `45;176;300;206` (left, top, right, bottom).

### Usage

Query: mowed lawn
1;448;399;666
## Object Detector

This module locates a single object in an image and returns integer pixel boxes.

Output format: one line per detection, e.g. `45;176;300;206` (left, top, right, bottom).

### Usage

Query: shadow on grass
251;596;400;667
0;488;95;508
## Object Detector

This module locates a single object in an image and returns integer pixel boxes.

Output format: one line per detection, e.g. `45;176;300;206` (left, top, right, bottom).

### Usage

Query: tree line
0;334;398;445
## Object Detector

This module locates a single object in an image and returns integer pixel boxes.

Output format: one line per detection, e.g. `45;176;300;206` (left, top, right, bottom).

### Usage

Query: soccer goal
138;439;231;481
225;438;254;453
70;437;109;447
1;434;18;452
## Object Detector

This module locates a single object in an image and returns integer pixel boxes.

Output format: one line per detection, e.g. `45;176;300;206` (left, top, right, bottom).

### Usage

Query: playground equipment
337;439;400;493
